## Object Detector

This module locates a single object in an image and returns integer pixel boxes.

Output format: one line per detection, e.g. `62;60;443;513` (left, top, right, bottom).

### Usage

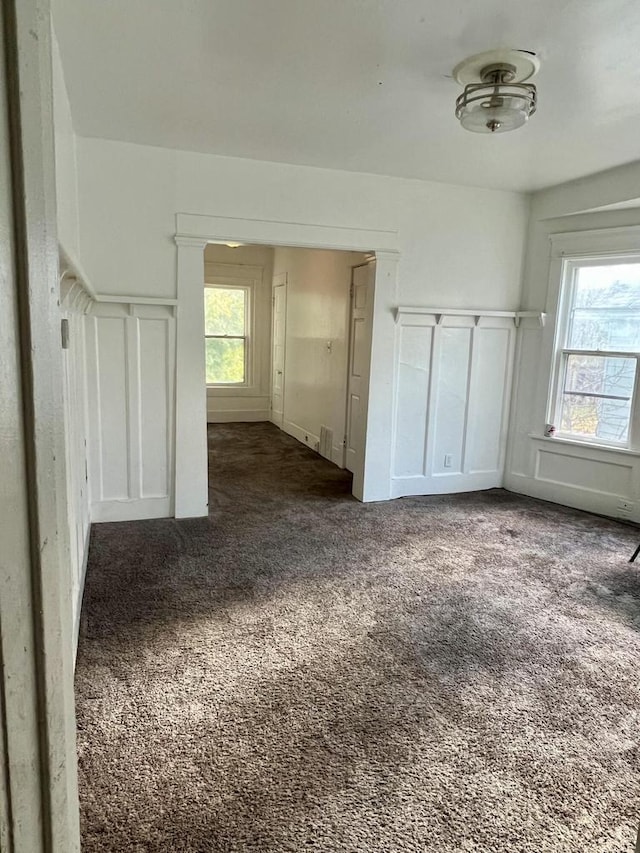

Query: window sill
528;433;640;457
206;385;264;397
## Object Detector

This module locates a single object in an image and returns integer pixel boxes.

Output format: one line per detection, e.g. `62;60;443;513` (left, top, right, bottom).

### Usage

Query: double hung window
551;259;640;447
204;285;250;386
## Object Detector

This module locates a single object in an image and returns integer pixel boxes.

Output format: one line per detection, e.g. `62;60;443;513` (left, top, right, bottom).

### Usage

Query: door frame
1;0;81;849
344;259;376;475
270;272;287;428
174;213;399;514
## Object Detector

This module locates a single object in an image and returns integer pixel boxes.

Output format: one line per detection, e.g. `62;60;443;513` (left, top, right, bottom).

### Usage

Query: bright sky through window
556;262;640;445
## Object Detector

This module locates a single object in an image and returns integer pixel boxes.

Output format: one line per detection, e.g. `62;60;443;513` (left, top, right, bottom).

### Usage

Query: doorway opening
202;243;375;499
174;213;399;517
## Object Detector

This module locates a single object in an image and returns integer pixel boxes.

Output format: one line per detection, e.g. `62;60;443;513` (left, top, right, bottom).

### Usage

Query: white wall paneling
507;437;640;521
58;245;101;651
392;308;521;499
85;300;176;522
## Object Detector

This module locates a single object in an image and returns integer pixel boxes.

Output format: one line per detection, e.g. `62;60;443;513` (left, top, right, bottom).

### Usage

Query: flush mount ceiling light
453;48;539;134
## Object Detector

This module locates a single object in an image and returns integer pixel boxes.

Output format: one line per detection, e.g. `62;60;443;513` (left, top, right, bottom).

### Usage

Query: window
552;259;640;447
204;285;249;385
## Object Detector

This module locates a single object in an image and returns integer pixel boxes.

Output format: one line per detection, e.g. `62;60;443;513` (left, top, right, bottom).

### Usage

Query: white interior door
271;273;287;427
345;261;375;474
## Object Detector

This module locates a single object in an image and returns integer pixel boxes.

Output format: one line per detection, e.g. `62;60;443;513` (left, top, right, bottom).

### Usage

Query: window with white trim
204;284;250;385
551;258;640;447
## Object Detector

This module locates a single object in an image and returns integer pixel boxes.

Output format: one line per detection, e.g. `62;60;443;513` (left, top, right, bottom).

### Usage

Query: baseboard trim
391;472;502;499
281;419;320;453
505;471;639;523
207;409;270;423
91;496;172;523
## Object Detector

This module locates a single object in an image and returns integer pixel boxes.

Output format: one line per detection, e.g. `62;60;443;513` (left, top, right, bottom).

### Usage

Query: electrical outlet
444;454;453;468
617;500;634;514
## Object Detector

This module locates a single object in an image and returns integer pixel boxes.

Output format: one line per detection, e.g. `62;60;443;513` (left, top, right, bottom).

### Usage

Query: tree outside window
204;286;248;385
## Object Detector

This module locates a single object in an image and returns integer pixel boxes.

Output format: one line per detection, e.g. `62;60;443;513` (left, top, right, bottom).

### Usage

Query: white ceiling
52;0;640;193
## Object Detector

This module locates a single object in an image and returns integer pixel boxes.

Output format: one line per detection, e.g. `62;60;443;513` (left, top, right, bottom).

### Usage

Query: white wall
51;27;79;258
272;247;367;463
204;243;273;422
75;137;527;309
506;160;640;523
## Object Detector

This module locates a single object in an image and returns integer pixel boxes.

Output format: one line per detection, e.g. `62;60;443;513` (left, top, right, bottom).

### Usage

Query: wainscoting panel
394;324;432;477
392;311;516;498
86;302;176;522
536;449;633;496
431;326;471;476
465;326;512;474
506;437;640;522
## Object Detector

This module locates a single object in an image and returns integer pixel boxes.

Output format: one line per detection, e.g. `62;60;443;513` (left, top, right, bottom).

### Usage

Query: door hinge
61;318;70;349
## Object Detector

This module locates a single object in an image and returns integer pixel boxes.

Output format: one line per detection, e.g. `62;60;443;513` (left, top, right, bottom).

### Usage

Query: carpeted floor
76;422;640;852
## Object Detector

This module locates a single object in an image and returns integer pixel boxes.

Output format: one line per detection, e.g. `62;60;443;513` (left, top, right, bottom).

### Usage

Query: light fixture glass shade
458;95;531;133
455;80;537;134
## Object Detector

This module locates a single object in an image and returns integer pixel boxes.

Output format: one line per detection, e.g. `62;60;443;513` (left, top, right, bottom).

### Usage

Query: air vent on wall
319;426;333;461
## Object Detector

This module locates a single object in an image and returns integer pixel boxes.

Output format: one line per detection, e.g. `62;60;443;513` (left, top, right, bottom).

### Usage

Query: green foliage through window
204;286;247;384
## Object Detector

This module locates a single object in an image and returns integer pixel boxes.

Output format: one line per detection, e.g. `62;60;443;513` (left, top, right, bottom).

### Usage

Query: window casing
550;256;640;449
204;283;251;387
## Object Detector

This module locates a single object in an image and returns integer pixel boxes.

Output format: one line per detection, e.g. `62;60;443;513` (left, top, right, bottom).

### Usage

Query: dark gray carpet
76;422;640;852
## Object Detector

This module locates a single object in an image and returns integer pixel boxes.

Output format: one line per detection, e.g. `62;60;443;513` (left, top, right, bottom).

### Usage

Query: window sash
551;322;640;448
205;336;248;386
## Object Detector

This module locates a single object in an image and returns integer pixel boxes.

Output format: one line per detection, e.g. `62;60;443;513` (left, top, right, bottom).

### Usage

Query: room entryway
204;242;374;495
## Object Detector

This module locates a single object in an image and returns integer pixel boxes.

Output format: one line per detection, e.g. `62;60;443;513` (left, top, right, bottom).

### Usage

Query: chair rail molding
394;306;545;327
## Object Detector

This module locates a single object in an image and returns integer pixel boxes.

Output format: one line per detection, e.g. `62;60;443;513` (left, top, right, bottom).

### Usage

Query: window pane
564;353;635;397
204;287;245;336
568;263;640;351
559;354;635;443
205;338;245;384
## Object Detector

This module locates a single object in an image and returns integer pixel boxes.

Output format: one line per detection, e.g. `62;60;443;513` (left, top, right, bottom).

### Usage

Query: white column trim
175;240;209;517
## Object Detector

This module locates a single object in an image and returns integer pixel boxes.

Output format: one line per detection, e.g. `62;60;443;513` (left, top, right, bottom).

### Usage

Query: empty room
2;1;640;851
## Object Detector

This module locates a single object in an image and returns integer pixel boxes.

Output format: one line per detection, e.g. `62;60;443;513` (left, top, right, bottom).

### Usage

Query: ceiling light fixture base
453;49;540;86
